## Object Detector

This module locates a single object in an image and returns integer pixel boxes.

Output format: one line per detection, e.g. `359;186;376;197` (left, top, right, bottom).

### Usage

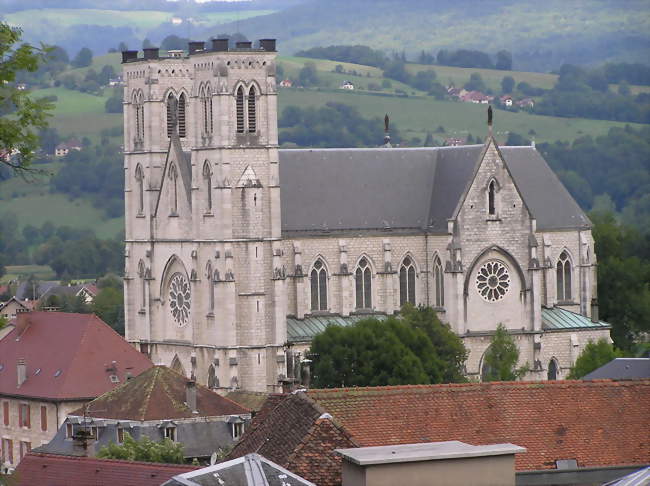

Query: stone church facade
121;39;610;393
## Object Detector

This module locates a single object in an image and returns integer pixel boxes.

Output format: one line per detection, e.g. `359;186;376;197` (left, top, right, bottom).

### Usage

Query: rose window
476;261;510;302
169;273;191;325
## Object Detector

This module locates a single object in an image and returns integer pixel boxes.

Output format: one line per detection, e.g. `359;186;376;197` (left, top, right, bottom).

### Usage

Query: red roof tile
14;452;197;486
71;365;249;420
0;312;153;400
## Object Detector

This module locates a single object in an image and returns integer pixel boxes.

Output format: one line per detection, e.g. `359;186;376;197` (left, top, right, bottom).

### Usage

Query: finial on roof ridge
382;114;392;148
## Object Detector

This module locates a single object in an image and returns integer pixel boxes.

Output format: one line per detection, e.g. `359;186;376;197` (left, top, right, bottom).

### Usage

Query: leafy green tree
0;315;8;330
93;286;124;335
71;47;93;68
481;324;529;381
501;75;515;94
0;23;53;173
310;306;467;388
97;432;184;464
567;338;623;379
298;62;320;87
495;50;513;70
464;72;487;92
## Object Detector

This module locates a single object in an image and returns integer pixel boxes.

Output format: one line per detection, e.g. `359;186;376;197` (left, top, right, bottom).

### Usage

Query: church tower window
248;86;257;133
133;90;144;142
138;260;146;309
355;258;372;309
548;359;558;380
207;364;217;389
135;164;144;215
203;161;212;213
399;256;416;306
556;251;572;301
201;84;213;135
488;180;496;216
206;261;214;312
236;86;245;133
310;259;328;311
166;93;175;138
433;256;444;307
177;93;186;138
169;163;178;215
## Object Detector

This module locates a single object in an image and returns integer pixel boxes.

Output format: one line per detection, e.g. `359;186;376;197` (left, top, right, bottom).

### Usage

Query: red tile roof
14;452;197;486
0;312;153;400
71;365;249;421
231;380;650;485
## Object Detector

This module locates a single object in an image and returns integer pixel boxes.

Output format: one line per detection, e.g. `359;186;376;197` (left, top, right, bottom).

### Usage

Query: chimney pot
188;41;205;55
186;379;198;414
121;50;139;63
143;47;159;60
236;41;252;49
17;358;27;387
259;39;276;52
211;38;229;52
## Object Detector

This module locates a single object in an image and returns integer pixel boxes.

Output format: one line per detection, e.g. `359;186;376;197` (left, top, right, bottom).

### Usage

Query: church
121;39;610;393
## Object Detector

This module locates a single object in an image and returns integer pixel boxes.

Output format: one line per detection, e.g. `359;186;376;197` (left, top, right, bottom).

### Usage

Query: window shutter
41;405;47;431
18;403;22;427
8;439;13;463
26;404;30;428
2;402;8;426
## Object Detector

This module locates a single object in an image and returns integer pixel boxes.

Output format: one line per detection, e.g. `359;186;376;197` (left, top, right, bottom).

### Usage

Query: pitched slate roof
14;452;197;486
583;358;650;380
163;453;316;486
278;144;590;235
231;380;650;485
72;365;249;420
0;312;153;400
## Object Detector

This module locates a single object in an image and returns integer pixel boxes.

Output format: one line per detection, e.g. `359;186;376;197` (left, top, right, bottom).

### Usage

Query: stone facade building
122;40;610;393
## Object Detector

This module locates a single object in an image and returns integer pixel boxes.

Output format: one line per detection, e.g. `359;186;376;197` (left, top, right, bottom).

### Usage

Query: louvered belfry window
236;86;245;133
166;93;175;138
248;86;256;133
178;93;186;138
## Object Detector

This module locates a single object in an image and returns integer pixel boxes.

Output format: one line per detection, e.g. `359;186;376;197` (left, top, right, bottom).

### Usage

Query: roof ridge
25;451;200;469
140;366;161;421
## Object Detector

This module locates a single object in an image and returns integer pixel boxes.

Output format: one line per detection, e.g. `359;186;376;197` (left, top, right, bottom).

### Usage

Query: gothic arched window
488;180;496;215
399;256;416;306
236;86;245;133
355;258;372;309
166;93;175;138
133;90;144;142
138;260;146;309
170;355;186;377
433;255;444;307
201;84;213;135
548;359;558;380
310;259;328;311
135;164;144;215
169;163;178;215
248;86;257;133
203;161;212;213
177;93;186;138
206;261;214;312
207;364;218;389
556;251;572;301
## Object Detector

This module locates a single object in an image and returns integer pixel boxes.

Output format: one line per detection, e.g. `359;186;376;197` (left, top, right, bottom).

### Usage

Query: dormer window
232;422;243;440
164;426;176;441
66;423;74;438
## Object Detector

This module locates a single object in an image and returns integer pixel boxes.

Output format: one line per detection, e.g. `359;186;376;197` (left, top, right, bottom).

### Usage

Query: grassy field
1;265;56;284
5;9;174;30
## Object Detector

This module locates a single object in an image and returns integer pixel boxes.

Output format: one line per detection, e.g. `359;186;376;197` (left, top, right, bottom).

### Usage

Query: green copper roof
542;306;611;330
287;314;388;342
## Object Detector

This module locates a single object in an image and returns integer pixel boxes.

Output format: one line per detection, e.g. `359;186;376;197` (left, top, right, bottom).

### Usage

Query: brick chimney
17;358;27;387
186;378;198;414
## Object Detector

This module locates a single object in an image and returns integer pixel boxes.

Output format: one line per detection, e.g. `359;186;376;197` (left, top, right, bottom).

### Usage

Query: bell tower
122;38;287;393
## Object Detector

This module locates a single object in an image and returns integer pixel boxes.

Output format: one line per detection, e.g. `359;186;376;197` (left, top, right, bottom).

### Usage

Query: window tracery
399;256;416;306
310;259;328;311
355;258;372;309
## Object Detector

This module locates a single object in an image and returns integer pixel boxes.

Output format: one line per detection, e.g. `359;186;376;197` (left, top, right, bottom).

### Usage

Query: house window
310;260;328;311
164;427;176;441
1;438;12;464
433;256;444;307
399;256;416;306
203;161;212;213
355;258;372;309
117;428;125;443
548;359;558;380
236;86;245;133
66;423;74;439
177;93;186;138
40;405;47;432
488;180;496;216
2;401;8;426
169;163;178;215
19;441;30;459
556;251;572;301
247;86;256;133
19;403;30;428
232;422;243;440
135;165;144;215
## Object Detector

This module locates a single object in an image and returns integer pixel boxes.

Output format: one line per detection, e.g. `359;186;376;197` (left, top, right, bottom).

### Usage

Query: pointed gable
154;137;192;218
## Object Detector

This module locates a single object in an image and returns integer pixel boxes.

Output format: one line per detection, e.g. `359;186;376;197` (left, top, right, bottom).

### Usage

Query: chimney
143;47;159;60
17;358;27;387
211;38;229;52
186;378;198;414
188;41;205;55
121;50;139;63
236;41;252;49
259;39;276;52
591;299;599;323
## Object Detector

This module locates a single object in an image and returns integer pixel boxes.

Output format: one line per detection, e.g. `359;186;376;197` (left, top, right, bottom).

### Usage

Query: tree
495;50;513;70
298;62;319;87
481;324;529;381
567;338;622;379
97;432;184;464
464;72;487;92
71;47;93;68
501;75;515;94
93;286;124;335
0;23;53;173
117;42;128;52
105;94;122;113
310;306;467;388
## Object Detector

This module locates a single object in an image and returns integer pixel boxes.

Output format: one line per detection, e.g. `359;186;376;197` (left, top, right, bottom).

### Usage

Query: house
37;365;251;462
171;17;183;25
443;137;466;147
15;83;27;91
38;282;99;307
229;380;650;486
54;139;82;157
340;80;354;90
13;452;196;486
459;91;494;104
517;98;535;108
0;297;33;321
500;95;513;107
108;76;124;87
0;312;152;471
163;453;315;486
583;358;650;380
279;79;293;88
14;280;59;301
